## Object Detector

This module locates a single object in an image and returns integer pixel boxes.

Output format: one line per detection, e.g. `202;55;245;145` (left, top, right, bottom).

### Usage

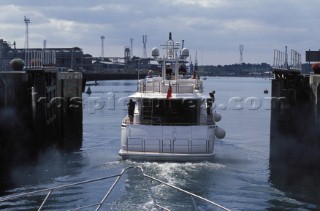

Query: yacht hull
119;149;215;161
119;124;215;161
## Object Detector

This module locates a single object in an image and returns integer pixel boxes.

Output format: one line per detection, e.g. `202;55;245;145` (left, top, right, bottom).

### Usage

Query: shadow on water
0;138;84;197
268;164;320;210
268;133;320;209
0;106;34;193
0;144;87;211
268;118;320;209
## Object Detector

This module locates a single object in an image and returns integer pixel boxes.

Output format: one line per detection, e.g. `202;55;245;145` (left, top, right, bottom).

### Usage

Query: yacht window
141;99;199;125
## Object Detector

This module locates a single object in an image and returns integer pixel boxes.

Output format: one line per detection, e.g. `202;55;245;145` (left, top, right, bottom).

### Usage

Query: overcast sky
1;0;319;65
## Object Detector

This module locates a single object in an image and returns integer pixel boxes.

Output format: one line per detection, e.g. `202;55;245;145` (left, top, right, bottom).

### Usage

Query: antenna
101;35;105;58
24;16;30;68
130;38;133;58
239;44;244;64
166;32;174;59
180;40;185;58
142;35;147;58
194;51;198;72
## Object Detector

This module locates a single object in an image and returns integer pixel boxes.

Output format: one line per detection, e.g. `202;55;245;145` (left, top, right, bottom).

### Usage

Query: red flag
166;82;172;99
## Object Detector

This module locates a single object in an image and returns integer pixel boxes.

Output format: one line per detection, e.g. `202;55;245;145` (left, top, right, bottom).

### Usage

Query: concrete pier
270;69;320;170
0;68;83;184
268;68;320;204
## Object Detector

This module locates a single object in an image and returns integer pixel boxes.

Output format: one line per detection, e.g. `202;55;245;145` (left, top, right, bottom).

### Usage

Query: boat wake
123;160;225;188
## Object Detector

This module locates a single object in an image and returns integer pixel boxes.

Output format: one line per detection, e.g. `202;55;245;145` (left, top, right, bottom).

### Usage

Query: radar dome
152;47;160;58
181;48;189;58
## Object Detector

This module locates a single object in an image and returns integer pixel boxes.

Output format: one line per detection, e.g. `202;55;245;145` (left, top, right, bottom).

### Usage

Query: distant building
0;39;14;71
0;39;92;71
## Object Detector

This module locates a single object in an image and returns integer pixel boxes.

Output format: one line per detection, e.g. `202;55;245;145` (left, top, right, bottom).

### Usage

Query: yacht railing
0;166;230;211
126;138;211;154
137;78;202;94
122;116;214;126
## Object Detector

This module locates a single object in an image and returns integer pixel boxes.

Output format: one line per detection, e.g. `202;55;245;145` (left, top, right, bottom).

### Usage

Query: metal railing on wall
273;48;302;71
25;50;56;69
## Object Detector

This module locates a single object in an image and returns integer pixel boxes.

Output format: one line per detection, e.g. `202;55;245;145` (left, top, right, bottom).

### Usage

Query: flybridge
133;32;202;96
135;77;203;95
151;32;190;81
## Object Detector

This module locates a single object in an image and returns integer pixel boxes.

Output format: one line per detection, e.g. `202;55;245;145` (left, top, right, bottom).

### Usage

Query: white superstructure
119;33;225;161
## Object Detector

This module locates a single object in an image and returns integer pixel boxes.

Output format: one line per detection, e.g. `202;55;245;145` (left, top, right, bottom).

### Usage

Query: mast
167;32;174;60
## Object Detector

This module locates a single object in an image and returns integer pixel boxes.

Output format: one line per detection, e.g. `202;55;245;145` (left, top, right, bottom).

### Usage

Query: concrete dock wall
0;69;83;184
270;70;320;170
0;72;34;170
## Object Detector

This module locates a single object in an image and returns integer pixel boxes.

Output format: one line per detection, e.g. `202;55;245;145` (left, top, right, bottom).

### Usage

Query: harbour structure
0;39;91;71
0;64;83;184
269;47;320;170
239;44;244;64
24;16;30;68
0;38;150;81
142;34;147;58
100;35;105;58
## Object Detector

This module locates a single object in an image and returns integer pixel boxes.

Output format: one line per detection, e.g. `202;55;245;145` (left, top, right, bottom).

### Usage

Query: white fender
214;112;222;122
215;126;226;139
